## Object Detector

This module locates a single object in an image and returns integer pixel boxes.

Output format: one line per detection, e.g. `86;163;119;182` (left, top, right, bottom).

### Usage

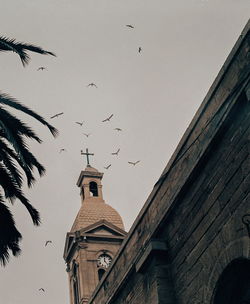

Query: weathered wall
157;91;250;303
88;21;250;304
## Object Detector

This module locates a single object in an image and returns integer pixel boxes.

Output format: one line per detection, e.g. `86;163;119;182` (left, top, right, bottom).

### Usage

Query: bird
102;114;114;122
114;128;122;131
138;47;142;53
59;149;66;153
104;164;111;170
128;160;140;166
111;149;120;156
45;240;52;246
87;83;98;88
39;288;45;292
50;112;63;119
83;133;91;138
126;24;134;29
75;121;84;126
37;66;46;71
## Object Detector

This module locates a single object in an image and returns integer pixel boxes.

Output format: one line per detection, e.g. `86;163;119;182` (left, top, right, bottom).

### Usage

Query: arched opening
72;262;80;304
98;268;106;281
89;181;98;197
81;186;85;200
213;258;250;304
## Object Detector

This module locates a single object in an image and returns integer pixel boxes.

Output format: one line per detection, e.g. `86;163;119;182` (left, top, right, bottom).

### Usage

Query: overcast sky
0;1;249;303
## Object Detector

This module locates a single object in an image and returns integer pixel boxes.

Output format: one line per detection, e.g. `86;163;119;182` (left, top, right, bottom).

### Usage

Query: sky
0;1;249;303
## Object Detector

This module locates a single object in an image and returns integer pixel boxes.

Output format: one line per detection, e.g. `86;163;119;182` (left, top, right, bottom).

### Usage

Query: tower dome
70;164;125;232
71;201;124;232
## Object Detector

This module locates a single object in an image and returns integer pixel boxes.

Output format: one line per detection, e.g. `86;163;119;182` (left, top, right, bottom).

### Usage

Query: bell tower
63;155;126;304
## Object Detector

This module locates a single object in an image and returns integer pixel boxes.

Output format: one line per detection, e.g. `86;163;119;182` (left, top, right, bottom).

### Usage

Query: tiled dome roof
71;201;125;232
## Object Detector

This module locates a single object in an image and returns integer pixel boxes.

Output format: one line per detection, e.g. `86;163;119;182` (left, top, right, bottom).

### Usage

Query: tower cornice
76;167;103;187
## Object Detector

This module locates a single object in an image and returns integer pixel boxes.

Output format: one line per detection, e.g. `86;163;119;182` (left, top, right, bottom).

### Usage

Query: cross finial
81;148;94;166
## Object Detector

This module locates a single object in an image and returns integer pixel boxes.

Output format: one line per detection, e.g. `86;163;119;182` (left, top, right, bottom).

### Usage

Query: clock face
97;254;112;268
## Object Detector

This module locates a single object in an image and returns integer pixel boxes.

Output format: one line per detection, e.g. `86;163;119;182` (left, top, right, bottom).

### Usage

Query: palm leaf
0;35;56;66
0;165;40;225
0;93;58;137
0;149;23;188
0;106;42;143
0;136;35;187
0;112;46;176
0;198;22;266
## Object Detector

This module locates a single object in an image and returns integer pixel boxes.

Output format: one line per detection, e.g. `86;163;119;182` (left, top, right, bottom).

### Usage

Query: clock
97;254;112;268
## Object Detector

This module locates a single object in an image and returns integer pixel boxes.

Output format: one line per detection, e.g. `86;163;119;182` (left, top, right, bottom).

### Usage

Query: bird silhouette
50;112;63;119
45;240;52;246
126;24;134;29
87;83;98;88
128;160;140;166
102;114;114;122
114;128;122;131
83;133;91;138
138;47;142;53
59;149;66;153
39;288;45;292
111;149;120;156
75;121;84;126
104;164;111;170
37;66;46;71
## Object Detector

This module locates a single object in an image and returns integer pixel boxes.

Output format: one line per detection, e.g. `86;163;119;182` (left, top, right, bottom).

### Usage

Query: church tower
63;153;126;304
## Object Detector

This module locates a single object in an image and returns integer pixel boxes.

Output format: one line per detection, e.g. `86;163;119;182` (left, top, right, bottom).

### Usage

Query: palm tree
0;35;57;265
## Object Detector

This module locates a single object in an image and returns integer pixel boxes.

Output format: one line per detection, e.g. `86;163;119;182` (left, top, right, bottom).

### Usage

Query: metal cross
81;148;94;166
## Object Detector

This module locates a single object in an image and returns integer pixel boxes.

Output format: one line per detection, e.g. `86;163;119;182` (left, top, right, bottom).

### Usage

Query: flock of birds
43;22;142;170
49;111;140;169
36;23;141;295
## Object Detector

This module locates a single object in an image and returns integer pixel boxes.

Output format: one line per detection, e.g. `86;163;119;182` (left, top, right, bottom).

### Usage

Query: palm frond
16;195;40;226
0;136;35;187
0;93;58;137
0;113;46;177
0;149;23;188
0;36;56;66
0;199;22;266
0;164;21;203
0;165;40;225
0;106;42;143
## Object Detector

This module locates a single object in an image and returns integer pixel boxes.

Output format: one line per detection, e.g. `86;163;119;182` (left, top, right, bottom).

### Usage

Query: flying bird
37;66;46;71
50;112;64;119
126;24;134;29
128;160;140;166
75;121;84;126
39;288;45;292
114;128;122;131
87;83;98;88
102;114;114;122
45;240;52;246
104;164;111;170
138;47;142;53
83;133;91;138
111;148;120;156
59;149;66;153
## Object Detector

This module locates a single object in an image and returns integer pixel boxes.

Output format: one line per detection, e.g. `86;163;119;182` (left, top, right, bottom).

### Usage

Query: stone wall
88;21;250;304
157;91;250;303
